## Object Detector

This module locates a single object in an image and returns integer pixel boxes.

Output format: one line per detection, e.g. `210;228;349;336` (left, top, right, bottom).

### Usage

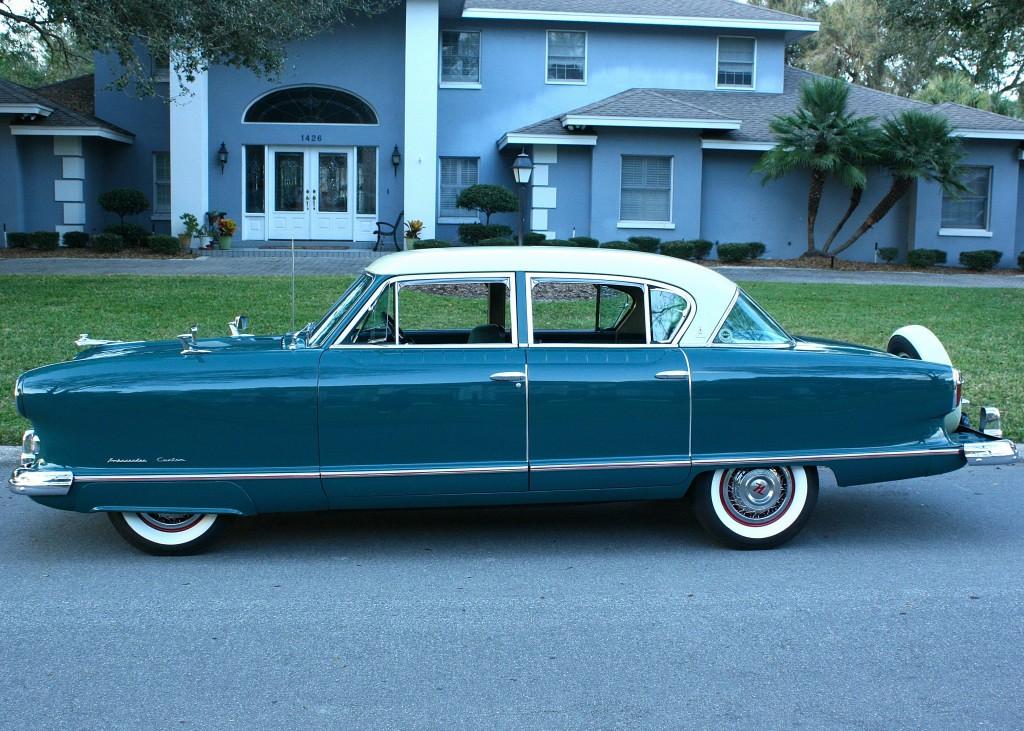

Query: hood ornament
75;334;123;348
178;325;211;356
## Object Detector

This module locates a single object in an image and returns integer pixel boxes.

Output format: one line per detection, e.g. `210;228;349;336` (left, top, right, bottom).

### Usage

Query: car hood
71;335;291;361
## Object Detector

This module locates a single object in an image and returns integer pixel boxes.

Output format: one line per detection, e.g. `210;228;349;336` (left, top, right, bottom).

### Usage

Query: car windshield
308;273;375;346
714;291;791;345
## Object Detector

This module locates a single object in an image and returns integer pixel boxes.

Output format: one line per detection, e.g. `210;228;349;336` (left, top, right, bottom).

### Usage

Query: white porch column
404;0;440;240
170;66;209;235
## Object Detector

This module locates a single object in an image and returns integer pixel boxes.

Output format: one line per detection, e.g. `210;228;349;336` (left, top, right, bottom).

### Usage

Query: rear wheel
692;465;818;549
108;511;228;555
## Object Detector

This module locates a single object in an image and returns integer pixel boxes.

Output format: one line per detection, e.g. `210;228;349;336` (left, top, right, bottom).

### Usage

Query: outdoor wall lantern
392;145;402;176
217;142;229;174
512;150;534;246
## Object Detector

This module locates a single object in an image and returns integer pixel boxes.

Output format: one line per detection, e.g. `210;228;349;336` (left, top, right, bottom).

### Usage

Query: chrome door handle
655;370;690;380
490;371;527;383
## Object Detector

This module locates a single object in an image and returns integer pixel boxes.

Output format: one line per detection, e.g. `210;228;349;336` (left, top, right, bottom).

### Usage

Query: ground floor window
941;166;991;231
153;152;171;214
357;147;377;216
620;156;672;224
245;145;266;213
439;157;479;220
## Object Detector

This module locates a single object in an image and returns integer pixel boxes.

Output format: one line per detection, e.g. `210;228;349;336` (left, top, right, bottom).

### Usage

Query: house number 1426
300;134;323;142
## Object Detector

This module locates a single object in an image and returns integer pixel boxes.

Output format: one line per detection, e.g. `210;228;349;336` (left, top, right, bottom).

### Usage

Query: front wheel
692;465;818;549
108;511;228;555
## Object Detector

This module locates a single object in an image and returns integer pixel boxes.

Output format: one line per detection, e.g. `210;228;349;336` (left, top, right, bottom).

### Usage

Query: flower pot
218;236;232;250
178;234;193;253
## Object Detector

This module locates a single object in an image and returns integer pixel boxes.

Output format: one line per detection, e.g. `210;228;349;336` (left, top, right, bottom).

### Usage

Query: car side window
650;288;689;343
714;291;790;345
397;280;513;346
531;279;646;345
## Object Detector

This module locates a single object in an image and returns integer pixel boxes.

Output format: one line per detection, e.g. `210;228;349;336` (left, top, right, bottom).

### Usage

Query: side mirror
229;315;250;337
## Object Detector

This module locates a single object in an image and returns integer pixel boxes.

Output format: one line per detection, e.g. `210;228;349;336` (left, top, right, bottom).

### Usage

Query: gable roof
0;76;133;143
35;74;96;117
503;67;1024;148
562;88;741;129
462;0;819;35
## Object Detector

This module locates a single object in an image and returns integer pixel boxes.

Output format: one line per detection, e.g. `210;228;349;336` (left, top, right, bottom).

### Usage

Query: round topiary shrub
878;246;899;263
146;235;181;255
660;241;696;260
627;236;661;253
569;236;599;248
412;239;453;249
63;231;90;248
6;232;31;248
98;187;149;224
105;223;149;248
907;248;947;268
29;231;60;250
477;237;515;246
602;241;641;251
958;249;1002;271
91;233;125;253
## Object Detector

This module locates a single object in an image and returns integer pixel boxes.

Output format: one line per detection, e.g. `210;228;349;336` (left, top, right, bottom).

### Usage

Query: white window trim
439;29;483;89
715;36;757;91
152;151;171;216
618;155;674;227
545;29;588;85
438;156;481;221
940;165;992;235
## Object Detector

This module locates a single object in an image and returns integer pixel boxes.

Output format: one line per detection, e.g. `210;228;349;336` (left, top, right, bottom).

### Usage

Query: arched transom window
244;87;378;125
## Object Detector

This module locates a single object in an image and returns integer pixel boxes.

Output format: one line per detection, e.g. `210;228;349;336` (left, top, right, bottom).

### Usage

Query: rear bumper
8;467;74;496
953;424;1019;467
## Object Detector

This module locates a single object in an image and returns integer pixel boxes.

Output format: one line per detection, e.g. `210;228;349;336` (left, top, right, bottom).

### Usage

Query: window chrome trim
524;272;696;348
330;272;519;349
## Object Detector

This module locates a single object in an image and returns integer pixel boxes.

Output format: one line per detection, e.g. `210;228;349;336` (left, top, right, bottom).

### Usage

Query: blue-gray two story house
2;0;1024;264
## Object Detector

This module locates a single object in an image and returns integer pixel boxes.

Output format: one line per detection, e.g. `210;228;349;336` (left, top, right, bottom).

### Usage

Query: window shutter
620;156;672;222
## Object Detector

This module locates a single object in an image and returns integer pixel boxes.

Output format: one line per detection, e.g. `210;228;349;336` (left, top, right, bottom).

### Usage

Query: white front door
268;147;355;241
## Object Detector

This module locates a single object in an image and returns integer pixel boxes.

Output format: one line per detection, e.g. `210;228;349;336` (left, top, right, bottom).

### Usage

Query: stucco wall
543;144;592;239
912;140;1020;266
701;149;910;261
0;119;25;235
1017;163;1024;261
18;136;63;233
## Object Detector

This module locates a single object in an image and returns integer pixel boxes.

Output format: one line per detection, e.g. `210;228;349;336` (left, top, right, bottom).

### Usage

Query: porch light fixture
391;145;402;176
512;150;534;246
217;142;229;174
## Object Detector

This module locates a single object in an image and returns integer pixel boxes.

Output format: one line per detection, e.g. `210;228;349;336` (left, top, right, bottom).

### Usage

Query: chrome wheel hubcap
139;512;203;533
721;468;794;526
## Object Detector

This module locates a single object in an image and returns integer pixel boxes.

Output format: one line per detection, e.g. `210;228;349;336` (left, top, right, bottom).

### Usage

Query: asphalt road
2;453;1022;730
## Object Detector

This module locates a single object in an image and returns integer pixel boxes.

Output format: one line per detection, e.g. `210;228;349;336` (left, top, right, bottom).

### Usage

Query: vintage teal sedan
10;248;1018;554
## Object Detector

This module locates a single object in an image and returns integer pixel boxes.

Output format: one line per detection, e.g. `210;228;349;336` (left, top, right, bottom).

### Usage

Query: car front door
525;275;693;492
317;273;527;506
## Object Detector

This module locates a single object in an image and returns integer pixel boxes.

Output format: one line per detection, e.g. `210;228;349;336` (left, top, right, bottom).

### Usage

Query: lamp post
512;151;534;246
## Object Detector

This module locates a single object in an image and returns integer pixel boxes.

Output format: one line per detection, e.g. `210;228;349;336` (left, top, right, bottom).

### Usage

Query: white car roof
367;246;739;345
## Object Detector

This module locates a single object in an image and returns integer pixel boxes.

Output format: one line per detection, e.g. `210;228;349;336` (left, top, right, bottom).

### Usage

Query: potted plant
218;217;237;250
179;213;201;252
197;226;212;249
404;219;424;250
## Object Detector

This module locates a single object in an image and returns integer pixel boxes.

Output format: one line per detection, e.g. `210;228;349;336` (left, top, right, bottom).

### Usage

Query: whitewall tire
692;466;818;549
108;511;228;555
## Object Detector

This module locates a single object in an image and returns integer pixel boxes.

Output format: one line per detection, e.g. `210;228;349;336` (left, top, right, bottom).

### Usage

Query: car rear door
524;275;693;492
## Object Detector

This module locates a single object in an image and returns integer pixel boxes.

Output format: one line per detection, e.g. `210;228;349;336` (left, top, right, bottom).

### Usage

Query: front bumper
8;467;74;496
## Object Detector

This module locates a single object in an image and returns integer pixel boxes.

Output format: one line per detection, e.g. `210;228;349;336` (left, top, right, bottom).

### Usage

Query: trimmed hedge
601;241;641;251
959;249;1002;271
477;237;515;246
6;232;31;248
63;231;90;248
907;248;947;268
524;232;547;245
412;239;453;249
569;236;599;248
30;231;60;250
660;239;715;261
878;246;899;263
91;233;125;253
687;239;713;260
627;236;661;253
717;242;766;263
105;223;149;248
458;223;513;244
146;235;181;255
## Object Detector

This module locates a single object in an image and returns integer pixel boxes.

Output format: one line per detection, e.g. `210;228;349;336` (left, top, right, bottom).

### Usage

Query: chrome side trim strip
322;465;529;479
690;447;963;466
76;471;322;483
531;460;691;472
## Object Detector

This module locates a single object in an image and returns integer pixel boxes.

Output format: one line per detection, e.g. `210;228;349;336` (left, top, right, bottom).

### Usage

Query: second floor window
941;166;991;231
717;37;755;88
153;152;171;214
547;31;587;83
441;31;481;86
439;157;479;220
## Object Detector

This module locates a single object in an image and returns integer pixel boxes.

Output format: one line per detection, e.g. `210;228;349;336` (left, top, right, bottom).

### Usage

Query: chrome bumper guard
8;467;74;496
962;439;1019;467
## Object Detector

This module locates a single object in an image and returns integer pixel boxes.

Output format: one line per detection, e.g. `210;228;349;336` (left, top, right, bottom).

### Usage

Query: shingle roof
566;88;735;121
0;77;132;140
509;67;1024;143
35;74;95;116
463;0;814;23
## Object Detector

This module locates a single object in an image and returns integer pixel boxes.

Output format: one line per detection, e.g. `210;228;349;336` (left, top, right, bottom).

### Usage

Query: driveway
1;449;1021;729
1;254;1022;287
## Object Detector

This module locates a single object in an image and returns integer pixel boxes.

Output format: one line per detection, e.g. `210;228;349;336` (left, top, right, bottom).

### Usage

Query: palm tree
754;78;877;256
820;130;883;253
830;110;965;256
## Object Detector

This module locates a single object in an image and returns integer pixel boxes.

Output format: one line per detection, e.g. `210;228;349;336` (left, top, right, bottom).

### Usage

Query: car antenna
291;237;296;331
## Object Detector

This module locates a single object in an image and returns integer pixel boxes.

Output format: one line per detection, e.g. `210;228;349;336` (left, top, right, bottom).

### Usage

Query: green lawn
1;275;1020;445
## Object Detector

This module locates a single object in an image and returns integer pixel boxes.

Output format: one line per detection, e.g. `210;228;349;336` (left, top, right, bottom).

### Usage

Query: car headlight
21;429;39;468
